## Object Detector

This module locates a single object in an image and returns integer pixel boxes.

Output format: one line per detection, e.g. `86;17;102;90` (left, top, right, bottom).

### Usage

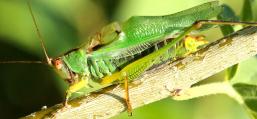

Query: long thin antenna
0;61;44;64
27;1;51;65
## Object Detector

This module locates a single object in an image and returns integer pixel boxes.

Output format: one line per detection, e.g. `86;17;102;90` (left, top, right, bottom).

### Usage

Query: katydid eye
54;59;63;69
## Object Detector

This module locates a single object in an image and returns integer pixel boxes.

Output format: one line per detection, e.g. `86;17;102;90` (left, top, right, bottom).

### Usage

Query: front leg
64;79;87;106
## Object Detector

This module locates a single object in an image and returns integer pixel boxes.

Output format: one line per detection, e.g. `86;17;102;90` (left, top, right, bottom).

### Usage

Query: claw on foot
171;89;182;96
126;100;132;116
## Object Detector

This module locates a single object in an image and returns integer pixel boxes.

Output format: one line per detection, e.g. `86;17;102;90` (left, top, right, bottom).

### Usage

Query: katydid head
51;58;72;80
51;48;90;82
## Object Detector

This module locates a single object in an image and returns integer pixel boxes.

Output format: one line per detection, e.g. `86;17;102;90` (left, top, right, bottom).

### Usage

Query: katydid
1;1;257;115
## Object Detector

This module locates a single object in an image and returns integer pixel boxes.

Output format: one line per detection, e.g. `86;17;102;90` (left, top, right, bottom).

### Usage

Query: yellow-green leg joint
63;79;88;106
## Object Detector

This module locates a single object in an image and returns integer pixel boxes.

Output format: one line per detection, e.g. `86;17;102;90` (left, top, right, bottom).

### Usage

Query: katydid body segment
2;1;257;115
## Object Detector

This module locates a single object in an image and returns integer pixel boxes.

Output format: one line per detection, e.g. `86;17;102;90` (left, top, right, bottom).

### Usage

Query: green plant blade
233;83;257;119
226;64;239;80
241;0;254;22
218;4;239;35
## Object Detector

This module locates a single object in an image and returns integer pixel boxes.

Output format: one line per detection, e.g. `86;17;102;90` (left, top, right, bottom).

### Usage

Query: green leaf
226;64;238;80
233;83;257;118
230;57;257;84
217;4;239;35
241;0;254;22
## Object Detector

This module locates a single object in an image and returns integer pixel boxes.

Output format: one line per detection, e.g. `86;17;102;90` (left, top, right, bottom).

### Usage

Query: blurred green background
0;0;256;118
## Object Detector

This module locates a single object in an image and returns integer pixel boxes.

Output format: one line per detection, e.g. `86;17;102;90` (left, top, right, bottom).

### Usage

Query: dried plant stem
24;26;257;119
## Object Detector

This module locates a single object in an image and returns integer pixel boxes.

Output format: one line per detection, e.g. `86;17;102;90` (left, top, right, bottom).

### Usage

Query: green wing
90;1;222;59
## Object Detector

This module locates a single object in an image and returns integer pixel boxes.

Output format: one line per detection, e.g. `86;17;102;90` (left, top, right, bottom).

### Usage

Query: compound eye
53;59;63;70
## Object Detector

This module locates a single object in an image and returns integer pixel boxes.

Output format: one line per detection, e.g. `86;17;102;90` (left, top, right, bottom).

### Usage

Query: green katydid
1;1;257;115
